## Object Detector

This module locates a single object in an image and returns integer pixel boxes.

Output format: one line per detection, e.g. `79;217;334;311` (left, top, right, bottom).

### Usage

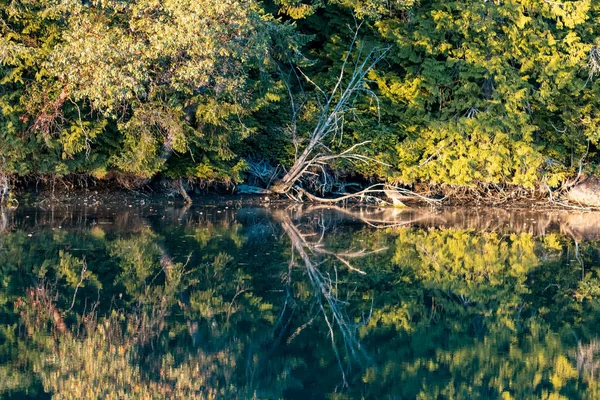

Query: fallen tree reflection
2;203;600;398
275;210;384;386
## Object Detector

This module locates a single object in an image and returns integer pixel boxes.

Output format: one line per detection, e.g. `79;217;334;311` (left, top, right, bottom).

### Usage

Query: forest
1;0;600;203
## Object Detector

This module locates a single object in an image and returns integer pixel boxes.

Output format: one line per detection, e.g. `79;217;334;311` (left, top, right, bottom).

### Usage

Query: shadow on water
1;200;600;398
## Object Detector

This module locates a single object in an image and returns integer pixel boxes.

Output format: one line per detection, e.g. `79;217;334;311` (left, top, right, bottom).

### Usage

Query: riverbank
14;190;600;215
1;187;592;216
3;172;596;211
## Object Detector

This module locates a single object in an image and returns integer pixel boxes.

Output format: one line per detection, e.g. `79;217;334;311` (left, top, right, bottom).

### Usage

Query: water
1;198;600;399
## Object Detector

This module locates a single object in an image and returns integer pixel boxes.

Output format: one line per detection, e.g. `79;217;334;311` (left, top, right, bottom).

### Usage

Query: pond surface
1;198;600;399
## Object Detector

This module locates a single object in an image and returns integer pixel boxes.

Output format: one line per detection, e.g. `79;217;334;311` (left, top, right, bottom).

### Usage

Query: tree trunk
175;179;193;205
270;147;314;194
0;173;11;207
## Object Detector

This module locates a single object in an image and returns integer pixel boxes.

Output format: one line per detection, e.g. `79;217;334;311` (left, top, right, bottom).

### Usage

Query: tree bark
175;179;193;205
0;172;11;207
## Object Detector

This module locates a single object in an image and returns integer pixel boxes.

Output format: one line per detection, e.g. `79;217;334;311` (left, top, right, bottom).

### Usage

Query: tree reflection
1;204;600;398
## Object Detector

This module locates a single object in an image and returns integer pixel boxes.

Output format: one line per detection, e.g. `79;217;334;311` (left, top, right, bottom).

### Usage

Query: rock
235;184;271;195
567;176;600;207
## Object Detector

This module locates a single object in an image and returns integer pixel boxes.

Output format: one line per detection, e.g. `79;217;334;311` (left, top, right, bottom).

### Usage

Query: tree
268;24;391;196
370;0;600;189
1;0;289;190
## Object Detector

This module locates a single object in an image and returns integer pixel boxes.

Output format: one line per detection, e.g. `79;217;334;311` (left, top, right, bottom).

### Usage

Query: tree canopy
1;0;600;195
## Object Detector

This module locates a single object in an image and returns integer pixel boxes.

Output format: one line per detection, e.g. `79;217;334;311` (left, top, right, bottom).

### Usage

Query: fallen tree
270;25;388;196
241;25;438;206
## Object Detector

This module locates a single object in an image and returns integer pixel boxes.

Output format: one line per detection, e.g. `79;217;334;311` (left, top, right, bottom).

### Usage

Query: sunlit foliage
1;0;287;183
2;0;600;191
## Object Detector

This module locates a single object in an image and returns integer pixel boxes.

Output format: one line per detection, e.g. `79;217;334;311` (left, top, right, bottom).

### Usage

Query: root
433;182;545;206
246;159;279;188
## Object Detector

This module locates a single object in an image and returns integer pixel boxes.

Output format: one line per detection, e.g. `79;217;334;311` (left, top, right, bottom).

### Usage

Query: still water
1;198;600;399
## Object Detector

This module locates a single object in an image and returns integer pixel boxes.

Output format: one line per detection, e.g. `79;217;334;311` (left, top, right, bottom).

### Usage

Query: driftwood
238;180;442;207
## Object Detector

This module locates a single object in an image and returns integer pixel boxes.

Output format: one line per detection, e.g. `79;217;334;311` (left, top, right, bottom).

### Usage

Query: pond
1;198;600;399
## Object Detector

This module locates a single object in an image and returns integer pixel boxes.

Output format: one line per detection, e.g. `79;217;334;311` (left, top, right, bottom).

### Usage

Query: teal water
1;199;600;399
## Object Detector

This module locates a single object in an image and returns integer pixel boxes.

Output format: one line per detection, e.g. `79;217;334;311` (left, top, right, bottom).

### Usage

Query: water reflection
1;201;600;399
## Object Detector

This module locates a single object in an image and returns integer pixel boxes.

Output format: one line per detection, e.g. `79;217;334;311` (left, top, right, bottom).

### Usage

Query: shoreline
4;169;596;211
3;187;595;213
4;194;600;242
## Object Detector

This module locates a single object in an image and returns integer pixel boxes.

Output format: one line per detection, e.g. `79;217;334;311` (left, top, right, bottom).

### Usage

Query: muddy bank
5;173;598;210
8;187;592;213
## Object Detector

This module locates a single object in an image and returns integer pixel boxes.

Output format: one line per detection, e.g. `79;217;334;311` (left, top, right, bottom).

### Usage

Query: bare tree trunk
269;25;391;196
270;157;309;194
0;163;13;207
0;177;8;206
175;179;192;205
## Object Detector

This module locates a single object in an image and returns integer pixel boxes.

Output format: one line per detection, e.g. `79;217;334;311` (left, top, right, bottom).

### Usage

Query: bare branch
270;24;392;199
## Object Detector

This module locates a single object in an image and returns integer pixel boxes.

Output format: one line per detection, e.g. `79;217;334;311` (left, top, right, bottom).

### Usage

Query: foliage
369;0;600;187
2;0;600;193
0;0;287;184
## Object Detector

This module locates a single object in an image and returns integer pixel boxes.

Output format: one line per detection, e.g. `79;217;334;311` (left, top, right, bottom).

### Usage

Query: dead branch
588;47;600;81
246;159;279;187
0;155;8;204
0;174;8;206
270;25;391;197
175;179;192;205
239;27;442;207
293;183;442;206
277;212;374;384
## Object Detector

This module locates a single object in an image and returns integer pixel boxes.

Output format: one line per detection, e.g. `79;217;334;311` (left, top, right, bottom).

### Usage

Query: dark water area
1;198;600;399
